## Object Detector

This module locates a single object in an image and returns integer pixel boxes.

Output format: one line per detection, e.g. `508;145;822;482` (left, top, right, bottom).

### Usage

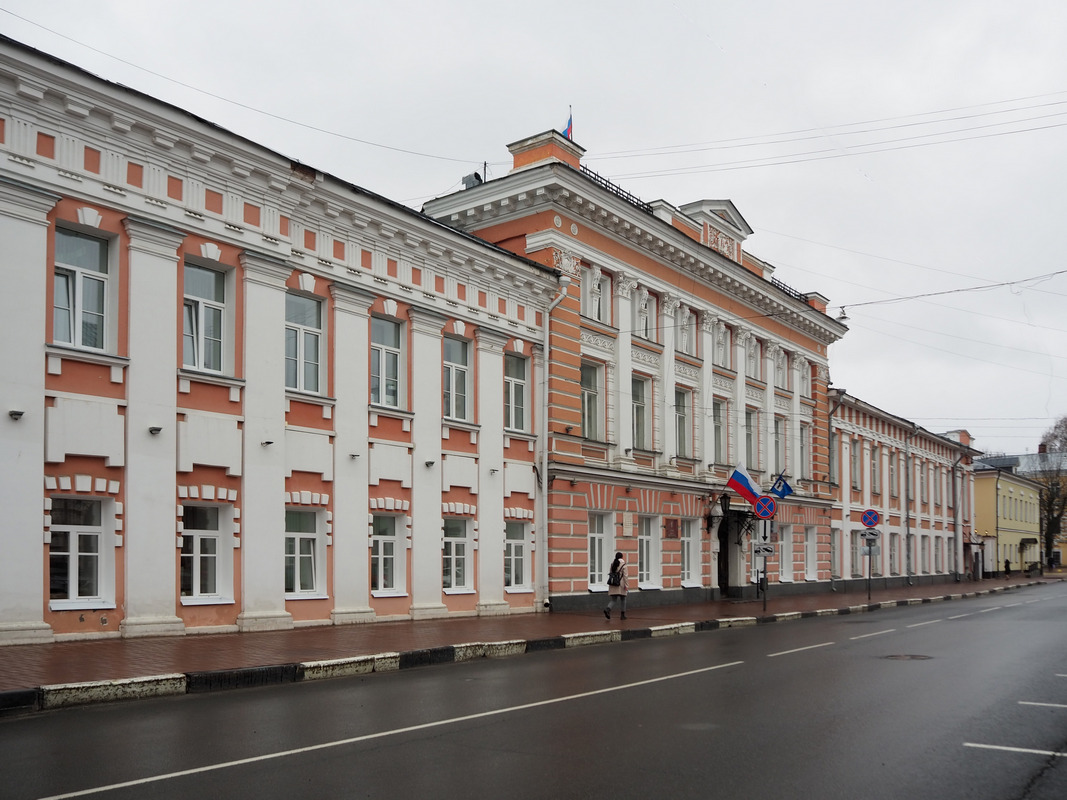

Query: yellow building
973;464;1042;577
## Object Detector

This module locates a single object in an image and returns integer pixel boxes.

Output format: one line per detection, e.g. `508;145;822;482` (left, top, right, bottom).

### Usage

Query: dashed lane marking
849;629;895;640
1019;701;1067;709
767;642;835;658
906;619;942;628
964;743;1067;758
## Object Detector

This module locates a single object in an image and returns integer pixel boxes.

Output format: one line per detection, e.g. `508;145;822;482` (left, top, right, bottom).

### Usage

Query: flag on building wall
562;111;573;140
770;472;794;499
726;465;761;507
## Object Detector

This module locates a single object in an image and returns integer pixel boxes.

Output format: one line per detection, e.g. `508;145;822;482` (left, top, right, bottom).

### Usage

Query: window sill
49;599;116;612
443;588;475;595
46;344;128;367
637;583;662;591
285;389;336;405
180;596;235;606
588;585;608;593
371;590;408;598
178;369;245;388
369;404;413;420
284;592;329;601
504;586;533;594
443;419;480;434
680;580;703;589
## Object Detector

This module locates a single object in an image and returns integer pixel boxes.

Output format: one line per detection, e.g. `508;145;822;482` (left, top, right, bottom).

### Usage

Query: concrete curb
1;579;1052;715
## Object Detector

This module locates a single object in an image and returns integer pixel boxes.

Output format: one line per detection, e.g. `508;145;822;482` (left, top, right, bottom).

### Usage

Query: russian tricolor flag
562;112;573;140
727;465;761;507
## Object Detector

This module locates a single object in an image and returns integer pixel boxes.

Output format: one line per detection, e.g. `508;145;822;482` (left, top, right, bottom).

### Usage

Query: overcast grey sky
4;0;1066;455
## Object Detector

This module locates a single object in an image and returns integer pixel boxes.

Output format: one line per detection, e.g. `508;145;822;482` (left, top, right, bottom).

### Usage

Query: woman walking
604;551;628;620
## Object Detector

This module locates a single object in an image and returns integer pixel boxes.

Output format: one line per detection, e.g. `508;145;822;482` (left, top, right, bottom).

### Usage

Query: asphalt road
2;584;1065;800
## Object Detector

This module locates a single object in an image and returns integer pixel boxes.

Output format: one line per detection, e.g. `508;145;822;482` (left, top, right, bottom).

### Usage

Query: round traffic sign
754;495;777;519
861;508;880;528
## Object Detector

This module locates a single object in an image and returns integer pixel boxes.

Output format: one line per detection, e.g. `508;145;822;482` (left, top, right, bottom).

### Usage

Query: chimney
1039;443;1047;454
507;130;585;172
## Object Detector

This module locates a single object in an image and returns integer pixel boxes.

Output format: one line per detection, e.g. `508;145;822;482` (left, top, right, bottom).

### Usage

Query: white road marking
1005;602;1021;608
978;606;1002;613
37;659;745;799
964;742;1067;758
767;642;835;657
906;619;942;628
948;613;971;619
1019;701;1067;709
849;629;895;640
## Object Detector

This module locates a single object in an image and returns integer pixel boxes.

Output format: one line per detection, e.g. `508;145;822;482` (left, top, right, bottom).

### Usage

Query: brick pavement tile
0;577;1049;693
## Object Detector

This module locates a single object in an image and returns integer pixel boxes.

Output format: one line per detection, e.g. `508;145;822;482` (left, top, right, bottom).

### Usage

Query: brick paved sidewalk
0;575;1056;713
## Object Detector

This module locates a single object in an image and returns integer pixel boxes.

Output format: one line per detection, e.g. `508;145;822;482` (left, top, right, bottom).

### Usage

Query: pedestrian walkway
0;575;1059;714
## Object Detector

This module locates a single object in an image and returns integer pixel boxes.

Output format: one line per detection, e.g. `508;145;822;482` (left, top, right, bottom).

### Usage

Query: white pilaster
120;216;186;638
409;307;448;619
475;328;509;615
0;178;57;643
236;250;293;632
330;284;376;624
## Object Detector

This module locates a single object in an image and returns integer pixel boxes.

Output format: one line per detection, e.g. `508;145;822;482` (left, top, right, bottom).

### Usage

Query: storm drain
883;654;933;660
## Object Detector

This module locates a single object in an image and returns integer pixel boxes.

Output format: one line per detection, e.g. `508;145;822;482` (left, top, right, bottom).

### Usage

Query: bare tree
1036;419;1067;565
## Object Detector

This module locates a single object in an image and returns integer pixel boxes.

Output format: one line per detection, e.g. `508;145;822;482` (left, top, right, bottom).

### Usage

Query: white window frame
180;504;234;605
581;362;602;440
442;336;471;422
871;445;882;495
714;325;732;369
588;513;608;588
632;375;652;451
285;293;323;394
745;408;759;470
182;263;228;374
504;522;530;591
371;515;405;596
443;518;472;592
799;424;811;480
830;527;841;578
890;532;900;575
504;353;528;432
53;228;111;352
779;524;793;582
637;515;661;588
676;307;696;356
680;518;700;586
889;451;898;497
49;497;115;610
850;441;862;490
850;530;863;577
675;388;691;459
804;526;817;580
580;265;611;324
773;416;785;475
829;431;839;484
284;508;326;598
371;316;403;408
633;288;658;342
712;398;726;465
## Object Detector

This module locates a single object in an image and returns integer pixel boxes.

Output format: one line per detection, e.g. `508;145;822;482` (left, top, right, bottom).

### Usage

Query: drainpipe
994;469;1002;580
536;271;572;611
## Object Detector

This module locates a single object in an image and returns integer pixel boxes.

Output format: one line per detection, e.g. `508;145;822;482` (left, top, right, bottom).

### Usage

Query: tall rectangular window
588;513;607;586
442;337;470;421
890;532;900;574
829;431;839;484
183;264;225;373
580;266;611;324
773;417;785;474
504;522;528;589
713;399;726;464
633;290;658;341
920;463;929;503
799;424;811;479
889;452;898;497
371;317;401;408
581;363;601;440
504;354;527;432
830;528;840;578
675;388;691;459
371;515;400;593
181;506;220;598
714;325;732;369
679;519;697;583
284;509;319;595
49;498;102;601
54;228;108;351
804;526;817;580
632;376;651;450
745;409;758;470
677;308;697;356
637;516;659;585
871;445;882;494
442;519;469;590
285;294;322;393
850;441;861;490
